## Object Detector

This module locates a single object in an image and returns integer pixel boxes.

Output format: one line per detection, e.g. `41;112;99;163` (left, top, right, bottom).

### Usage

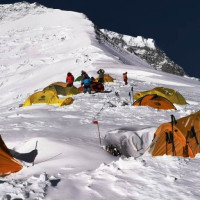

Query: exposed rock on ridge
97;29;186;76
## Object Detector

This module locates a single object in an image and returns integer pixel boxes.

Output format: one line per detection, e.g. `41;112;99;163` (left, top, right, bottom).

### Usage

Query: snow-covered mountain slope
100;29;186;76
0;2;200;200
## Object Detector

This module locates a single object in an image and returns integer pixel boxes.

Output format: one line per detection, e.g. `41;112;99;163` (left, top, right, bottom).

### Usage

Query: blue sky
2;0;200;78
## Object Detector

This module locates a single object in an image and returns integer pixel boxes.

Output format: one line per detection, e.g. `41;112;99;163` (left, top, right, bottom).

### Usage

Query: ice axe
93;120;102;146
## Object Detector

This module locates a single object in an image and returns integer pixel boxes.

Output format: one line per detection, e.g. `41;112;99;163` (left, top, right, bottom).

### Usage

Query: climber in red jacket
66;72;74;87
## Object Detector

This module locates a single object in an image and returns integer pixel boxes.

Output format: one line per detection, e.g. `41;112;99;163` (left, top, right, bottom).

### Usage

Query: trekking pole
170;115;177;156
32;140;38;166
191;126;200;149
93;120;101;146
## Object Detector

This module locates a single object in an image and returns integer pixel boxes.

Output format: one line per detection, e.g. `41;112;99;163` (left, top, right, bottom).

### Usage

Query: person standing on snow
66;72;74;87
123;72;128;85
81;72;91;94
97;69;105;83
81;70;87;81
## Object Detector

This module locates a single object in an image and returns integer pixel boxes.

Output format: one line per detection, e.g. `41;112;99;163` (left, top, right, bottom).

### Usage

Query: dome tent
23;90;73;107
133;94;176;110
149;110;200;158
43;82;80;97
134;87;187;105
0;135;22;176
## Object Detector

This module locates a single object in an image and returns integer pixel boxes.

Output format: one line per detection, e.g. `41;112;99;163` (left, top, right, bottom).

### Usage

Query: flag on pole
92;120;101;146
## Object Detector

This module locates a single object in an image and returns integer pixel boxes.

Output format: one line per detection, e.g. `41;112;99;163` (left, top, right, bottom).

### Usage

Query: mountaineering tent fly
149;110;200;158
0;135;22;176
23;90;74;107
134;87;187;105
133;94;176;110
43;82;80;97
96;74;114;82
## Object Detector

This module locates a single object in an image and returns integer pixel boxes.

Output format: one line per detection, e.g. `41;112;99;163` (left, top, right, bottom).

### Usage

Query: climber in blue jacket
81;72;91;94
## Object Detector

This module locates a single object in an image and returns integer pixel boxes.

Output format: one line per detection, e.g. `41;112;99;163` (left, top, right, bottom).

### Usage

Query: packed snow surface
0;2;200;200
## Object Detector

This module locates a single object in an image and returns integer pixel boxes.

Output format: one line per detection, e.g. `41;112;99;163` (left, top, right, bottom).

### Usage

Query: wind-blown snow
0;2;200;200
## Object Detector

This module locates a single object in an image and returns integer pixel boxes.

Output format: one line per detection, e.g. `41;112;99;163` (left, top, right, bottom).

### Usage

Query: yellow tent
96;74;114;82
149;111;200;158
65;86;80;97
23;90;73;107
43;82;80;97
134;87;187;105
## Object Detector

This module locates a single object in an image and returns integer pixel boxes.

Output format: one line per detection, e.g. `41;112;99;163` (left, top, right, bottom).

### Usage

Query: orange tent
149;111;200;158
134;87;187;105
0;135;22;176
133;94;176;110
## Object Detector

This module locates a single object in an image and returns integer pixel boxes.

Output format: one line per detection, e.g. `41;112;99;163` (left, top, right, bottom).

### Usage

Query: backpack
83;78;91;85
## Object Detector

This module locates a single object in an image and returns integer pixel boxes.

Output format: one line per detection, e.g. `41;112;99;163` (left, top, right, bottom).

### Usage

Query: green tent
75;76;82;82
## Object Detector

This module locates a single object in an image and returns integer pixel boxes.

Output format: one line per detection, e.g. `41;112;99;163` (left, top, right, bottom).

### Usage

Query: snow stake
32;140;38;166
93;120;102;146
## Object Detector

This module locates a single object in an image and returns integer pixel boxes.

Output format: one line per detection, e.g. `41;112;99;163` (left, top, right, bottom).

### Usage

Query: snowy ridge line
101;29;156;49
0;2;49;23
95;27;151;68
96;28;149;66
100;29;186;76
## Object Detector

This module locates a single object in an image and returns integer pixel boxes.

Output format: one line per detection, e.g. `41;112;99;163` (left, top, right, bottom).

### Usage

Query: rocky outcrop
96;28;186;76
